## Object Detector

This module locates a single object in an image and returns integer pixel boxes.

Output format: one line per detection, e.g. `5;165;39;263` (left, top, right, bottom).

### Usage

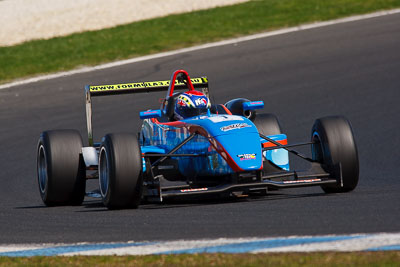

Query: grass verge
1;252;399;266
1;0;400;84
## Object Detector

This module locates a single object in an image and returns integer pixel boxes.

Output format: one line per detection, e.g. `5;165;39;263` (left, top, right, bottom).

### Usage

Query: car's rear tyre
311;116;359;193
99;133;143;209
254;113;282;136
37;130;86;206
225;98;256;121
254;113;283;175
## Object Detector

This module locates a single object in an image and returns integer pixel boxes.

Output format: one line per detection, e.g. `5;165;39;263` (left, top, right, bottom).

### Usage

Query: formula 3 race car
37;70;359;209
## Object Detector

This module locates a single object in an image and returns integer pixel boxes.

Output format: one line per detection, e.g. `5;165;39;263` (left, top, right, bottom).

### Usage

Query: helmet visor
182;107;208;118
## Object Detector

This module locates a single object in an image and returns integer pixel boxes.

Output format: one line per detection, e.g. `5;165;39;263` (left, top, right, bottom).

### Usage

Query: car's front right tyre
99;133;143;209
37;130;86;206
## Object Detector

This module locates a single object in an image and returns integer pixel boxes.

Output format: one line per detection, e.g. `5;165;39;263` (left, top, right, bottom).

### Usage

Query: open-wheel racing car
37;69;359;209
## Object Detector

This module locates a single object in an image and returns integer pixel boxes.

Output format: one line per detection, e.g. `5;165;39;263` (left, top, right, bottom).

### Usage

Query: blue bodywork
140;113;289;178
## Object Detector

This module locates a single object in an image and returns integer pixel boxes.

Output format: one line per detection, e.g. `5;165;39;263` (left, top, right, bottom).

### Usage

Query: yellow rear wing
87;77;208;96
85;77;209;146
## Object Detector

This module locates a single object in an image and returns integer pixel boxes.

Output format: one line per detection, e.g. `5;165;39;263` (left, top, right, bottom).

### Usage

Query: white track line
0;233;399;256
253;233;400;253
1;8;400;91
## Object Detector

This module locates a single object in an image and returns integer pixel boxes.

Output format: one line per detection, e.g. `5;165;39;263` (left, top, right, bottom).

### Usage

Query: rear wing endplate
85;77;209;146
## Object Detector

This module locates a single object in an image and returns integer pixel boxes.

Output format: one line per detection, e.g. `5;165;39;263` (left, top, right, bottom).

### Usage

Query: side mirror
243;101;264;111
140;109;162;120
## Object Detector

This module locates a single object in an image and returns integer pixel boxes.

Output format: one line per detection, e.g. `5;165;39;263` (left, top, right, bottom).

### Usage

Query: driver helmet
174;91;211;120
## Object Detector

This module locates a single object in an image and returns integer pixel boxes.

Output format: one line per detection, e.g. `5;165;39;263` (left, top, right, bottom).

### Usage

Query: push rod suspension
262;141;315;151
259;133;314;162
151;133;197;168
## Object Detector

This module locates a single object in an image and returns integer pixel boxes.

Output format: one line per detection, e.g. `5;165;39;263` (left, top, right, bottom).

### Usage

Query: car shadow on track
148;192;328;208
74;191;328;212
14;205;49;209
14;200;107;211
14;191;328;211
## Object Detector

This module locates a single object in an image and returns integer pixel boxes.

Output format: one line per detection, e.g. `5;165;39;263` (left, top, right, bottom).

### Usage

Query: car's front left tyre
311;116;359;193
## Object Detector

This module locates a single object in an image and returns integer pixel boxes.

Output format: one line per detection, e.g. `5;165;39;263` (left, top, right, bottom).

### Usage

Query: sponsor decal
237;153;256;161
89;78;206;92
180;188;208;193
220;123;251;132
144;110;158;115
195;98;207;106
283;179;322;184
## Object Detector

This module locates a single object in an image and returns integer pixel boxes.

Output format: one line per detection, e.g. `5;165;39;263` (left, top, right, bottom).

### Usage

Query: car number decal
207;115;244;123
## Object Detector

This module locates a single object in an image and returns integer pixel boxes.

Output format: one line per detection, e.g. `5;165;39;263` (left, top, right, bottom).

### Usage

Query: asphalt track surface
0;13;399;244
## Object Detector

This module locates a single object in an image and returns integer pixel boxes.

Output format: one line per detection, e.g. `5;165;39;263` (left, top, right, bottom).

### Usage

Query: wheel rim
312;132;323;162
99;147;110;198
37;145;48;194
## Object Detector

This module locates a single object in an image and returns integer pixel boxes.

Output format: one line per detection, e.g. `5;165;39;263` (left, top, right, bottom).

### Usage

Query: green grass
1;0;400;84
1;252;399;266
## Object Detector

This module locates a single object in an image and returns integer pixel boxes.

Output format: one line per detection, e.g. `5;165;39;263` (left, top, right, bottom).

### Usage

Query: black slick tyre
37;130;86;206
311;116;359;193
99;133;143;209
254;113;282;136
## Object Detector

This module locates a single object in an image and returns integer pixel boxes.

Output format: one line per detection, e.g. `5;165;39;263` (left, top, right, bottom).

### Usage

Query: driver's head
174;91;211;120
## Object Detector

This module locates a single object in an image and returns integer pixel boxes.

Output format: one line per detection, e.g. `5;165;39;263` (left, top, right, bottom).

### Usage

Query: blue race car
37;70;359;209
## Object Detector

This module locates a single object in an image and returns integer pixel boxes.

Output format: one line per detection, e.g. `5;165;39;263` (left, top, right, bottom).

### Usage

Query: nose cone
214;132;262;172
184;115;263;172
